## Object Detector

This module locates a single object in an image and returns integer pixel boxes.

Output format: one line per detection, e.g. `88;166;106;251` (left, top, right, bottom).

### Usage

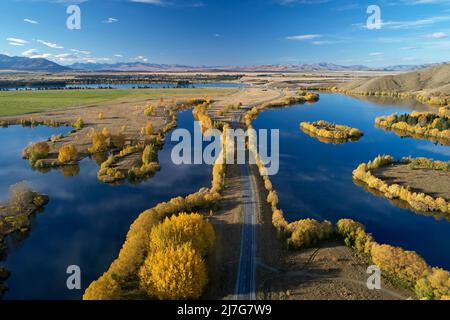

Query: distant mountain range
0;54;443;73
69;61;438;72
0;54;70;72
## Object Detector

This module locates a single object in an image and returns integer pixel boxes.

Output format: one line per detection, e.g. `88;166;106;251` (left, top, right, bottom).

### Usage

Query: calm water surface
253;93;450;270
0;110;212;299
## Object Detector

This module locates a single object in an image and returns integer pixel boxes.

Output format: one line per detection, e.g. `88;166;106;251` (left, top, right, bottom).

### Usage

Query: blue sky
1;0;450;67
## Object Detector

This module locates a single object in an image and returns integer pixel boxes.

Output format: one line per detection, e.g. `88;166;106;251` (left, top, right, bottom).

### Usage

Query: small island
353;155;450;215
375;108;450;145
0;183;49;296
300;120;363;144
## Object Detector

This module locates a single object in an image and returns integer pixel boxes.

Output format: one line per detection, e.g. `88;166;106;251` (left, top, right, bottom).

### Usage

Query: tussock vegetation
375;111;450;144
216;102;242;116
353;155;450;214
300;120;363;143
336;218;450;299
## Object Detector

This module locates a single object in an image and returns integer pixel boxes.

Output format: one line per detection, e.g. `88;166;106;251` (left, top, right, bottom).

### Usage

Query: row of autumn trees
337;219;449;300
83;100;228;300
375;109;450;142
319;86;450;107
244;94;449;300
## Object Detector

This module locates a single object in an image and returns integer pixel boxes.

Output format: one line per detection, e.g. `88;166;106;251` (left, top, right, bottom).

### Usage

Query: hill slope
338;63;450;96
0;54;70;72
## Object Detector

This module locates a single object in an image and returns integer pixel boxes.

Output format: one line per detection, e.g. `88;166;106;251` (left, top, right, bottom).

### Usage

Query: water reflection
0;110;211;299
253;93;450;269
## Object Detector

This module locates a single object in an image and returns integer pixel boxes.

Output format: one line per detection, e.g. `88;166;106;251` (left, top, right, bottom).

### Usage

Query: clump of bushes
58;144;78;164
23;142;50;166
407;157;450;171
98;112;104;120
375;112;450;142
353;155;450;214
193;102;214;132
287;219;333;249
88;128;109;153
144;105;154;117
73;117;84;130
141;122;154;136
300;120;363;142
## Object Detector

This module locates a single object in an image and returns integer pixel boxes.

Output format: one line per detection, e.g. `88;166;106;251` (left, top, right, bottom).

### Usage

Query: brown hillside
338;63;450;95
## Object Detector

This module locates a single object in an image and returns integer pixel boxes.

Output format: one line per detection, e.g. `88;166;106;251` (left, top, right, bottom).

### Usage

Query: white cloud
71;49;91;55
312;40;342;45
37;39;64;49
114;54;124;58
426;32;448;38
21;48;112;64
103;17;118;23
129;0;204;7
7;38;28;46
354;16;450;30
130;0;168;5
24;18;38;24
369;52;384;56
286;34;322;41
134;55;149;62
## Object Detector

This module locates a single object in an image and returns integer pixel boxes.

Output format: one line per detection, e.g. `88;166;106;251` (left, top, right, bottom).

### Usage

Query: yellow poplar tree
139;243;208;300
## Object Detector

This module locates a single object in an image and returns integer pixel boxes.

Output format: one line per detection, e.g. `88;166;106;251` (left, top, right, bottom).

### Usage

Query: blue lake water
1;92;449;299
252;93;450;270
0;110;212;299
0;82;243;91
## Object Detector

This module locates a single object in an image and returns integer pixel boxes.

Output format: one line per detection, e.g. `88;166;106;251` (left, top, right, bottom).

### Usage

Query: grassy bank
0;88;237;117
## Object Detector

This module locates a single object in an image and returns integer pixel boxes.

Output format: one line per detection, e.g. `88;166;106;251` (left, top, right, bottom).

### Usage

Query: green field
0;88;236;117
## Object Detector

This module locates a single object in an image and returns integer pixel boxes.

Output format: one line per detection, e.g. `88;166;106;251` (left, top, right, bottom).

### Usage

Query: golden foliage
371;243;429;288
353;155;450;213
98;112;104;120
149;213;215;256
336;219;374;254
58;144;78;163
73;117;84;130
300;120;363;142
142;144;156;165
415;268;450;300
139;243;207;300
23;141;50;163
88;129;109;153
288;219;333;249
142;122;154;136
144;105;154;117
